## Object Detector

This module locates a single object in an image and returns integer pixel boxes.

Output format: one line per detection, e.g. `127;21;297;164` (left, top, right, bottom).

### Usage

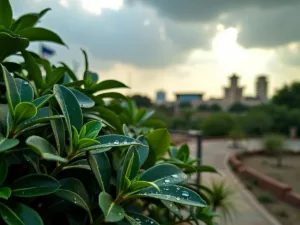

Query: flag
41;44;55;58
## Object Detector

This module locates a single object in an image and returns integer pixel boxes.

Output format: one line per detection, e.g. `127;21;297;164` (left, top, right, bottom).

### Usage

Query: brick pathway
188;139;281;225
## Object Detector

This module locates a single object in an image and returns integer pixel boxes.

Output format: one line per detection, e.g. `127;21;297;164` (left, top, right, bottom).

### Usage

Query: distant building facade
256;75;268;103
176;93;203;108
156;90;166;105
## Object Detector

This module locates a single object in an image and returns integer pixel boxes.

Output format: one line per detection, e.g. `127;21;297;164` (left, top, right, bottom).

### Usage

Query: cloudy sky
11;0;300;100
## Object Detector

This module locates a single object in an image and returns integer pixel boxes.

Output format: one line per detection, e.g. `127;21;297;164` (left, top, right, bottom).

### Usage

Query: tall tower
256;76;268;102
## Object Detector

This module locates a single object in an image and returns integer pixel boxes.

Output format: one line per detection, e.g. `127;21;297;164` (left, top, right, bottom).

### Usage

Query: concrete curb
224;152;282;225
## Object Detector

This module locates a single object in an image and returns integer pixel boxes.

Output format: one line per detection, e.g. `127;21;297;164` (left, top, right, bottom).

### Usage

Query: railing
169;130;202;184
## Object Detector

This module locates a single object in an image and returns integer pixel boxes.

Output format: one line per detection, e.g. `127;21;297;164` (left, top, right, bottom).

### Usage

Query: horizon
11;0;300;101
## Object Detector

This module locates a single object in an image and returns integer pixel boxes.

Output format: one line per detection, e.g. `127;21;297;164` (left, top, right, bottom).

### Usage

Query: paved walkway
188;139;281;225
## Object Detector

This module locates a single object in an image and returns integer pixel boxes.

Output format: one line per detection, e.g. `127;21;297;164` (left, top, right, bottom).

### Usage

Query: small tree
263;134;286;167
228;128;246;149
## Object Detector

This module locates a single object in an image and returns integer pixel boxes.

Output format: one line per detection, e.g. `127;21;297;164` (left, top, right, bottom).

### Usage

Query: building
175;93;203;108
223;74;244;108
155;90;166;105
256;75;268;103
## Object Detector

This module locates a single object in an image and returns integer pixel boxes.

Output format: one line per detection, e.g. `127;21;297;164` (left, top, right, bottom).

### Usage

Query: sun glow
81;0;123;15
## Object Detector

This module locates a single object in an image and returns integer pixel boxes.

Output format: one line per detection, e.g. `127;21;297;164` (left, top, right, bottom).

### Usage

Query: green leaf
140;164;187;186
63;159;90;171
1;64;20;113
49;107;65;155
141;119;166;129
0;0;12;28
70;88;95;108
94;92;127;100
88;80;128;93
26;135;68;163
72;126;79;147
161;200;182;219
0;187;11;200
80;120;102;139
60;62;78;81
176;144;190;162
54;84;82;150
0;32;29;61
15;78;34;102
94;106;123;132
134;185;207;207
117;147;139;194
0;158;8;185
14;102;37;125
127;181;159;194
22;51;43;88
98;192;125;222
76;138;99;150
11;174;60;197
126;212;159;225
135;136;149;167
0;202;43;225
194;165;218;174
81;49;89;81
19;27;66;46
146;128;170;159
96;135;143;148
32;94;52;108
43;67;66;91
12;8;51;32
0;138;19;153
55;178;92;223
87;152;111;192
2;62;22;73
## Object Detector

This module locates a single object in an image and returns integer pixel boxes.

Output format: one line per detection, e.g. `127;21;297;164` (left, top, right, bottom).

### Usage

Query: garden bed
230;152;300;225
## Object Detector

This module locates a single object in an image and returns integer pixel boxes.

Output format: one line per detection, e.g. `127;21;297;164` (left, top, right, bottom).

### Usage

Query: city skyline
11;0;300;101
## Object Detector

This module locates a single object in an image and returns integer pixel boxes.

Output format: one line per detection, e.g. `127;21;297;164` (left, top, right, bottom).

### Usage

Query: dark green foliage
257;192;275;204
263;133;285;167
273;82;300;109
131;95;152;108
228;103;249;113
0;1;221;225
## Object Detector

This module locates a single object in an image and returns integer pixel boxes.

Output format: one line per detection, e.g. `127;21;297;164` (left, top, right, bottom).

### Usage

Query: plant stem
50;163;65;177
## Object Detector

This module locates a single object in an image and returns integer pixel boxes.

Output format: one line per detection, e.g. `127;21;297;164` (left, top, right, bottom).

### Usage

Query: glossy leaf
139;164;187;186
87;152;111;192
133;185;207;207
60;62;78;81
81;49;89;81
49;107;65;155
161;200;182;219
0;187;11;200
194;165;218;174
54;84;82;150
15;78;34;102
117;147;139;194
127;181;159;194
55;178;92;222
88;80;128;92
0;138;19;153
135;136;149;167
176;144;190;162
19;27;66;46
99;192;125;222
2;64;20;113
26;135;68;163
146;128;171;159
63;159;90;171
76;138;99;150
32;94;52;108
70;88;95;108
0;32;29;61
0;0;12;28
96;135;143;148
12;8;51;32
0;158;8;185
11;174;60;197
43;67;66;91
14;102;37;125
79;120;102;139
0;202;43;225
22;51;43;88
127;212;159;225
94;106;123;132
94;92;127;100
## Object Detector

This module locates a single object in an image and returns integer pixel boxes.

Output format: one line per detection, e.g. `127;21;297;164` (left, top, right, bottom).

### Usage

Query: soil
235;154;300;225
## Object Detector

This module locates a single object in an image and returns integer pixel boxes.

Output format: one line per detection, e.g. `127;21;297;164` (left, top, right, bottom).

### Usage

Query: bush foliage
0;1;219;224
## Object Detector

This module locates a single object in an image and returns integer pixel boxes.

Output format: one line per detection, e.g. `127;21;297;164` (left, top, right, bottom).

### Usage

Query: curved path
188;139;283;225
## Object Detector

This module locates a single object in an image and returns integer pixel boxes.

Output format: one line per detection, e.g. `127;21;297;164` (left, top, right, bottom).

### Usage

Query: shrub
257;192;275;204
263;134;286;167
228;128;246;148
0;1;218;224
202;113;234;137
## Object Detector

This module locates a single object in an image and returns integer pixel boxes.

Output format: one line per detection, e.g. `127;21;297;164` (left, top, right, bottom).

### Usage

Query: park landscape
1;0;300;225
